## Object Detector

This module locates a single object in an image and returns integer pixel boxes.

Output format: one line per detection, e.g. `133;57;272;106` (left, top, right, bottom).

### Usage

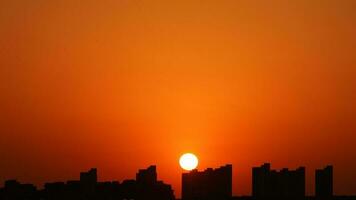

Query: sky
0;0;356;197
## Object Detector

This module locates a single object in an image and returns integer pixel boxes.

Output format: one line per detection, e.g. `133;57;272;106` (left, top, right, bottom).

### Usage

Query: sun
179;153;199;171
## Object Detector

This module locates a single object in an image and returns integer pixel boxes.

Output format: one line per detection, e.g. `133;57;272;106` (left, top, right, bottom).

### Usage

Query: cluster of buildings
252;163;306;198
0;166;174;200
182;164;232;200
0;163;353;200
182;164;337;200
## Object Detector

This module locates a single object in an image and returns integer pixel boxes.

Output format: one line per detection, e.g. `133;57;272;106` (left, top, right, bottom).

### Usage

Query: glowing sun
179;153;198;171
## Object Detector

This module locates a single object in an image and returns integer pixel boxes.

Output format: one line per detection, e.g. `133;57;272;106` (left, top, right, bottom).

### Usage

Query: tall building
252;163;271;197
182;164;232;200
315;166;333;198
135;165;175;200
80;168;97;184
252;163;305;198
136;165;157;185
80;168;97;193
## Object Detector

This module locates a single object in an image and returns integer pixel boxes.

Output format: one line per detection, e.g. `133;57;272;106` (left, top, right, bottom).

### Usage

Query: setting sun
179;153;199;171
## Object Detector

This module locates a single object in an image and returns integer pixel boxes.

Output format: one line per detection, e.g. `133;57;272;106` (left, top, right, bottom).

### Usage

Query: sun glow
179;153;199;171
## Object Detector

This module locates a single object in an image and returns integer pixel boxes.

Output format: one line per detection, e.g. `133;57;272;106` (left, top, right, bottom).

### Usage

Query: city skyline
1;163;355;200
0;163;352;198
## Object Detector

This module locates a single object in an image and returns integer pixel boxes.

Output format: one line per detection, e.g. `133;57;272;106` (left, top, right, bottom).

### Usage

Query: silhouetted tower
80;168;97;194
182;164;232;200
136;165;157;185
136;165;175;200
80;168;97;184
252;163;271;197
316;166;333;198
252;163;305;198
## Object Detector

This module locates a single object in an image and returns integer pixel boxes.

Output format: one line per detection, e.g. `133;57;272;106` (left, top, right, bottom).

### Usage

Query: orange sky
0;0;356;198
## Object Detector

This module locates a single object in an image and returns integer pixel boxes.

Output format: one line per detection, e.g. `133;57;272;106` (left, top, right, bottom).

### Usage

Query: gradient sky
0;0;356;197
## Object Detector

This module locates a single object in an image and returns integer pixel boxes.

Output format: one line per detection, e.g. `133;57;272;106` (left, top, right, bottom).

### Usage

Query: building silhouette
0;180;37;200
182;164;232;200
316;166;333;198
136;165;157;185
0;166;175;200
136;165;175;200
80;168;98;194
1;163;356;200
252;163;305;198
